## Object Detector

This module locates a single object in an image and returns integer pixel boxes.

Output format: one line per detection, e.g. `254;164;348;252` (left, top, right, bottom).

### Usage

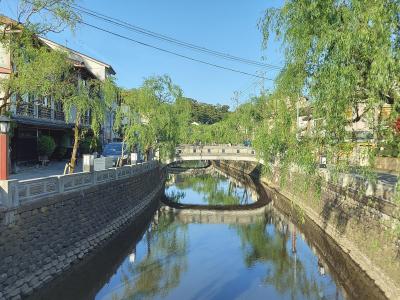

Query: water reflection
96;212;188;300
166;170;257;205
34;169;384;300
95;207;346;300
234;212;343;300
95;167;349;300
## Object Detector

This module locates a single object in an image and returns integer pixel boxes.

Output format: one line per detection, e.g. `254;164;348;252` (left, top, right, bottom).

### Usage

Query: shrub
37;135;56;157
52;133;69;160
53;146;67;159
80;135;102;154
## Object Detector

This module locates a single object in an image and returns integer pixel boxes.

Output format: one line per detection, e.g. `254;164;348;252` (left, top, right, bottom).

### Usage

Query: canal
31;165;386;300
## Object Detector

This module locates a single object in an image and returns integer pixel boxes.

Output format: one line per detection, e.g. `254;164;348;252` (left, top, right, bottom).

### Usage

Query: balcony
14;102;66;123
13;102;92;128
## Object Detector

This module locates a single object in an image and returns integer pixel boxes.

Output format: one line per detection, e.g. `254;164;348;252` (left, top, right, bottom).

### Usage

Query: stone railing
174;144;259;163
375;157;400;173
0;161;158;208
318;169;396;203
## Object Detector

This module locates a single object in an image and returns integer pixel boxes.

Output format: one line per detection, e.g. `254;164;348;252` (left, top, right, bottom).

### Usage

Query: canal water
165;169;257;205
31;166;386;300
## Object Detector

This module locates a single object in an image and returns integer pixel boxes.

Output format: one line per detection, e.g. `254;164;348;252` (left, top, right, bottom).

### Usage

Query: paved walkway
375;172;398;186
10;160;83;181
347;167;398;186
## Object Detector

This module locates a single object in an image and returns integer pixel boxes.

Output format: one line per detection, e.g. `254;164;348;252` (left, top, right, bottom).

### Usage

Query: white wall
0;42;10;69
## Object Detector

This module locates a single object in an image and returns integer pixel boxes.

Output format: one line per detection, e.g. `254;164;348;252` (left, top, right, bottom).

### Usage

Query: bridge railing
175;145;256;156
0;160;159;209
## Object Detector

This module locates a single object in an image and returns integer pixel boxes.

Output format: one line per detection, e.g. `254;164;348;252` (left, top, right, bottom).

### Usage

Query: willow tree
115;75;190;161
182;96;265;145
0;3;117;173
257;0;400;180
0;0;80;112
63;77;117;173
0;29;72;113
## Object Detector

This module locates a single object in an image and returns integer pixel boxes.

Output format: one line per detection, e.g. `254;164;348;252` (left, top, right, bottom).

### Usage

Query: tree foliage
115;75;191;161
16;0;80;34
254;0;400;183
0;21;117;172
183;96;264;145
184;97;230;125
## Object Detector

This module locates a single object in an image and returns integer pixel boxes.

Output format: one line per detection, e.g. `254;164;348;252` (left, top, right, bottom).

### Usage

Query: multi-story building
0;15;118;168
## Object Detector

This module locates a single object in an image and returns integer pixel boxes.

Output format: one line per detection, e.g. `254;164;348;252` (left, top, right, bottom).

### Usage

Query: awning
12;116;74;130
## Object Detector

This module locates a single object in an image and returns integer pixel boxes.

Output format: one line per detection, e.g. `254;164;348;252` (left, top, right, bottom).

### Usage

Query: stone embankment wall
214;160;400;300
0;163;165;300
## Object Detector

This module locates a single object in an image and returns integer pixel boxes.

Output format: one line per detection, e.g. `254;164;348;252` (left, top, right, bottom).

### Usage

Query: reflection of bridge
163;163;271;214
173;144;260;163
162;204;272;225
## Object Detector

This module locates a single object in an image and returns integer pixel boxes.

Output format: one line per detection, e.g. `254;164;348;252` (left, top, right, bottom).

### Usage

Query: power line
33;2;276;80
68;3;282;71
79;20;275;81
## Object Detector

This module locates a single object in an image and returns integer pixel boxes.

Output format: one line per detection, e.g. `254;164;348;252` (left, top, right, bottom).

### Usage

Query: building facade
0;15;118;168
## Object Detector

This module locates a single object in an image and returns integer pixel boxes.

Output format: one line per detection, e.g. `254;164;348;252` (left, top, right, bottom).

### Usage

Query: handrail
0;160;159;208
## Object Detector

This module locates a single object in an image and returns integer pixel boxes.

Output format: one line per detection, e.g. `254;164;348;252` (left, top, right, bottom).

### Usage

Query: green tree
64;77;117;173
0;10;117;173
183;95;265;145
116;75;190;161
257;0;400;179
0;0;80;112
184;97;230;125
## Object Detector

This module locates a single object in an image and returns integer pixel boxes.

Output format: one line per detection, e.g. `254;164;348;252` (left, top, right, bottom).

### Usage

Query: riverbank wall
0;162;165;300
214;160;400;300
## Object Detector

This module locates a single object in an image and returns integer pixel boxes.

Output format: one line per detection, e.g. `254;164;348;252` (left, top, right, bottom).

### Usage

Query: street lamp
0;115;11;180
0;115;11;134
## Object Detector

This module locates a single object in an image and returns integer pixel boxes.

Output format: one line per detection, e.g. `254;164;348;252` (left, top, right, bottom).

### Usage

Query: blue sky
1;0;284;106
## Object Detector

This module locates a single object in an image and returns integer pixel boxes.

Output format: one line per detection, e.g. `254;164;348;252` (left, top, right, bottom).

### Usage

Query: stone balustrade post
365;181;375;197
83;155;95;172
57;175;65;193
0;179;19;208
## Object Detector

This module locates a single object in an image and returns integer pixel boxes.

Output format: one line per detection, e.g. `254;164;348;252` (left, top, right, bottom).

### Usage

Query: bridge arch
172;144;261;164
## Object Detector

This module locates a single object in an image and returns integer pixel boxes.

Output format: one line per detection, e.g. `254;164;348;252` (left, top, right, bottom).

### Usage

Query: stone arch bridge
173;144;261;163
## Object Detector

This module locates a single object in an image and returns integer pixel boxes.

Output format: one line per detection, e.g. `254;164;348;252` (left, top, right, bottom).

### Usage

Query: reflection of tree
110;211;188;300
166;190;186;203
235;211;335;299
168;173;254;205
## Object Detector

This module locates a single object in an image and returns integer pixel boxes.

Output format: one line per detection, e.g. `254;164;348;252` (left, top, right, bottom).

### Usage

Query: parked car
243;140;252;147
101;142;130;166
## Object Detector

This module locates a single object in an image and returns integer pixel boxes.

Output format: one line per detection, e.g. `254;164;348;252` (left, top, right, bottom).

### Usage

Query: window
208;149;211;153
237;150;240;154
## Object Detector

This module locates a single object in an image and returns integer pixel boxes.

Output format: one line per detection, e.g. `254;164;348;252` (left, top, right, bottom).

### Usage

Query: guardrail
0;161;158;209
176;145;256;156
174;145;258;163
